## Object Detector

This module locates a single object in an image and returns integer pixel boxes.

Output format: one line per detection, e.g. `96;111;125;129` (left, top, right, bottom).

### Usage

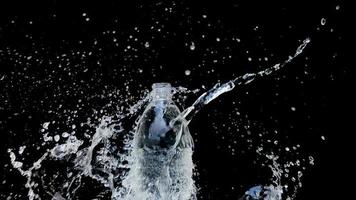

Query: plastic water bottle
130;82;195;199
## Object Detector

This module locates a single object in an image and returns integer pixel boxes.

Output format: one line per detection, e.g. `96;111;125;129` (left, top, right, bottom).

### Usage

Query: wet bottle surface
135;83;193;151
130;83;195;200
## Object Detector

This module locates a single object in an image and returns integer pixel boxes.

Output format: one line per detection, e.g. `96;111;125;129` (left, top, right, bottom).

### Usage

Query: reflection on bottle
135;82;193;151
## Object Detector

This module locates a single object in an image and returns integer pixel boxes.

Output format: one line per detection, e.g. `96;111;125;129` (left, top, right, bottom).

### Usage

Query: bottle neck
151;93;173;101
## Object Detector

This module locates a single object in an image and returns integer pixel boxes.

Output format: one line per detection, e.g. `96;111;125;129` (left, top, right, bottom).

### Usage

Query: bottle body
126;83;195;200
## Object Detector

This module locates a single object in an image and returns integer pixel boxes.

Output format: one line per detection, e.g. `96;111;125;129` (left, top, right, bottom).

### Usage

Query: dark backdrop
0;0;353;199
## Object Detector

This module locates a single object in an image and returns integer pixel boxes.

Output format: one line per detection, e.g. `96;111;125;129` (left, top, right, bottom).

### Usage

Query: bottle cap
151;82;173;100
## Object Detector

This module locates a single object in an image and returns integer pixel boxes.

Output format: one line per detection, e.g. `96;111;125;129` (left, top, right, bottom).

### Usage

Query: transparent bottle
135;82;193;151
129;83;196;200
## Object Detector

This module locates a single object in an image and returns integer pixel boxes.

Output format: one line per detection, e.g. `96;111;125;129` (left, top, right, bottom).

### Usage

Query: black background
0;0;353;199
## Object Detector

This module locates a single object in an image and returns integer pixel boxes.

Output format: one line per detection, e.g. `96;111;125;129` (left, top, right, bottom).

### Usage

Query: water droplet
305;37;311;44
321;18;326;25
308;156;315;165
216;37;220;42
54;135;60;142
234;37;241;42
202;14;207;19
291;107;296;111
336;5;340;10
82;13;87;17
43;122;50;129
19;146;26;155
321;135;326;140
190;42;195;50
185;70;191;76
62;132;69;138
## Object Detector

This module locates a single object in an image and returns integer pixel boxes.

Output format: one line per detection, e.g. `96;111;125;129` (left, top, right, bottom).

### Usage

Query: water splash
7;38;310;200
9;149;49;200
116;83;196;200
